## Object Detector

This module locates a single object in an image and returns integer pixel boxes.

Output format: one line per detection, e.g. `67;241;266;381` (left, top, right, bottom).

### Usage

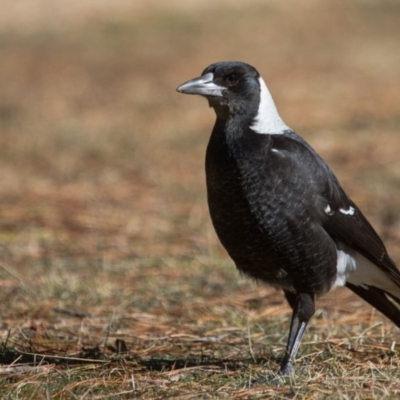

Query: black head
177;61;261;120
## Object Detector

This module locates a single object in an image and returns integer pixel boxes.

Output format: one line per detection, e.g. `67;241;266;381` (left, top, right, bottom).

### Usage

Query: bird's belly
207;181;295;289
206;171;338;295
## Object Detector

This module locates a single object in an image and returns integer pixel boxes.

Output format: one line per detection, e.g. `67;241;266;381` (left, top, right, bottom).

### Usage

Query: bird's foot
249;362;295;387
278;360;295;377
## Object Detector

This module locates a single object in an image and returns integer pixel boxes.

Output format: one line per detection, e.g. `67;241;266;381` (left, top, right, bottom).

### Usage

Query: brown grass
0;1;400;398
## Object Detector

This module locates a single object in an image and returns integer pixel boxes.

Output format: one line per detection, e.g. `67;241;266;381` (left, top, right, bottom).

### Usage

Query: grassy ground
0;1;400;398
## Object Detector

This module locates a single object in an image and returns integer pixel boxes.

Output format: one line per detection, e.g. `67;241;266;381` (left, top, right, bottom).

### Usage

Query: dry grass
0;1;400;398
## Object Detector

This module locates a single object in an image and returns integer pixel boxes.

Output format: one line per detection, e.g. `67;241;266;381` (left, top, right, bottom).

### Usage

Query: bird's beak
176;73;224;97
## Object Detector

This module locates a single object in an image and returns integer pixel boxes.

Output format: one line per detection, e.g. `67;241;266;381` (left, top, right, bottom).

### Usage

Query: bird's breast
205;135;293;287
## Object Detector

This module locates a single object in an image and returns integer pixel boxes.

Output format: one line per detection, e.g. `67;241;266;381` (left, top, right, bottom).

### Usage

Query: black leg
250;291;315;386
280;291;315;376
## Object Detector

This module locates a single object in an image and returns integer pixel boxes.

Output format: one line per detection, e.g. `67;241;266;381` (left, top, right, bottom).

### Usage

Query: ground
0;1;400;398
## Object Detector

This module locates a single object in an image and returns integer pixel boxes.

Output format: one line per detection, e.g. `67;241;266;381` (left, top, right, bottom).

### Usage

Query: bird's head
177;61;260;120
177;61;289;133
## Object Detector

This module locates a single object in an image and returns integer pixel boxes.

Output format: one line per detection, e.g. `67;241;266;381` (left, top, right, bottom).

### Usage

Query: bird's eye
225;74;238;86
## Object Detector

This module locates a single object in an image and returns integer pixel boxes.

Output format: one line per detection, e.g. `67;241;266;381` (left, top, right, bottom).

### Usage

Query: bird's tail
346;282;400;328
344;248;400;328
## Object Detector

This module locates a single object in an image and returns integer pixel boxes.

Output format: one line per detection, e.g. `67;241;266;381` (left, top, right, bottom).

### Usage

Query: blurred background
0;0;399;383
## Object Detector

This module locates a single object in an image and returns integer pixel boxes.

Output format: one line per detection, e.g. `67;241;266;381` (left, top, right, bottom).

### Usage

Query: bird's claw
249;362;295;387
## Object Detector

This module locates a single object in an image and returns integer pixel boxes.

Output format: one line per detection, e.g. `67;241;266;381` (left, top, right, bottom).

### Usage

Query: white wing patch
250;77;290;135
339;206;355;215
324;204;334;215
324;205;355;217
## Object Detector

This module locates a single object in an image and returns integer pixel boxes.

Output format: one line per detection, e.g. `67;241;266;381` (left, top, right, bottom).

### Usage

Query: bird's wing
279;130;396;273
321;172;398;276
283;132;400;326
285;133;400;326
323;198;393;268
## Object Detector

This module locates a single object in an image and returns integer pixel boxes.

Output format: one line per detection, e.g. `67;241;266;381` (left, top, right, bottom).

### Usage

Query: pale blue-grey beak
176;73;224;97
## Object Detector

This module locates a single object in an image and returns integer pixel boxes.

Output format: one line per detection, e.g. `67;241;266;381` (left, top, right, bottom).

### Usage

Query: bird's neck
208;99;230;120
211;118;254;155
210;77;290;135
250;77;290;135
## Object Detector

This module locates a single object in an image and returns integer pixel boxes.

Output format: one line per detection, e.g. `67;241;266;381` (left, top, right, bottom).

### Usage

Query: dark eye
225;74;238;86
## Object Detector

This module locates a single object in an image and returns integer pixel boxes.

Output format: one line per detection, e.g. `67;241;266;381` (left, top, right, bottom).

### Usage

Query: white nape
250;77;290;135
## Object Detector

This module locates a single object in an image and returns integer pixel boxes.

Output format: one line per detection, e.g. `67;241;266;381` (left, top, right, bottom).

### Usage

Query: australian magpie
176;61;400;377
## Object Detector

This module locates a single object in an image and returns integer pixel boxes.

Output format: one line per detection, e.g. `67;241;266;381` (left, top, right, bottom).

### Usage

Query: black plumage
177;61;400;376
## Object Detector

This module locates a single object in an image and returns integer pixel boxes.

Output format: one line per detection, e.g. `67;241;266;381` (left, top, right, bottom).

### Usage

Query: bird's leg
280;291;315;376
283;291;299;355
251;292;315;386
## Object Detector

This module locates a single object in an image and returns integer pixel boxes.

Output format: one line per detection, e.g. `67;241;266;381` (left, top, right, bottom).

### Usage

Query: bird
176;61;400;377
